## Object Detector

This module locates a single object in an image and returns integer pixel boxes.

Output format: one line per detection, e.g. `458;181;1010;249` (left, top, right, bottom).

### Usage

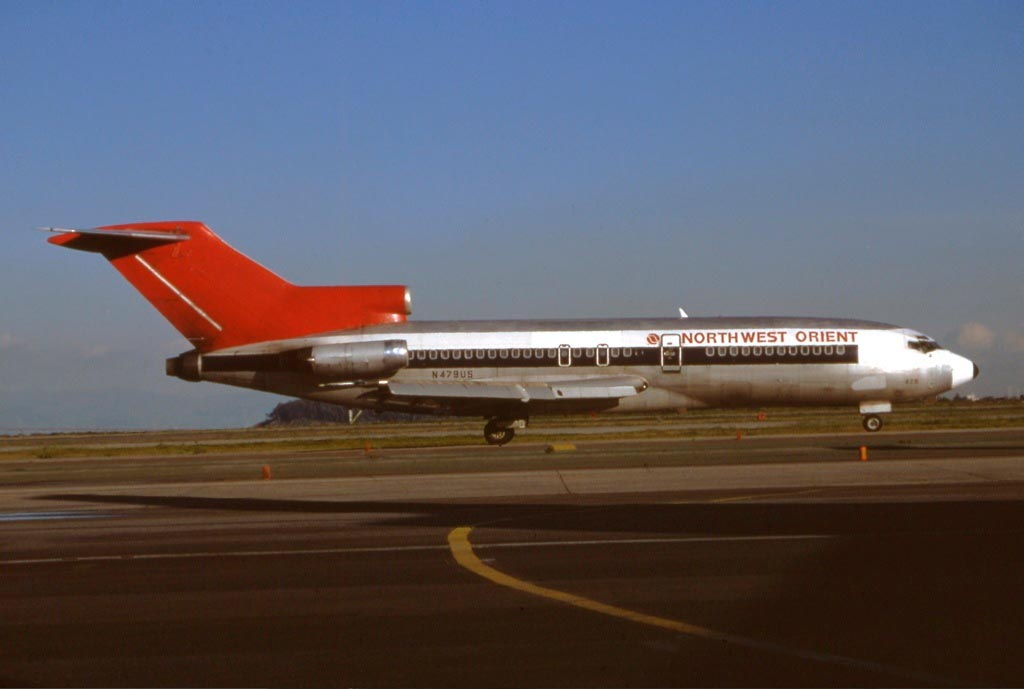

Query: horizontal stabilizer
42;226;188;254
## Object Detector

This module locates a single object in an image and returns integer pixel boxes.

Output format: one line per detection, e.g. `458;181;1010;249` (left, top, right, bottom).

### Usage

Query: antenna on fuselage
679;307;688;318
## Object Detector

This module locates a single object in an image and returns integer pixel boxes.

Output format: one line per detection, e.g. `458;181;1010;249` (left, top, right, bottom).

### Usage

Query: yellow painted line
448;526;963;686
708;487;824;504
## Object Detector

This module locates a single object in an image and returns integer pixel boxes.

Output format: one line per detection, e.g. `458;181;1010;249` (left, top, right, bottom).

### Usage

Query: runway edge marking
447;526;966;686
0;536;832;566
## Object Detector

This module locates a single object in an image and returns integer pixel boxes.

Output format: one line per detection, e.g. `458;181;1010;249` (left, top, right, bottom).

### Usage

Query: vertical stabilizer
47;221;409;351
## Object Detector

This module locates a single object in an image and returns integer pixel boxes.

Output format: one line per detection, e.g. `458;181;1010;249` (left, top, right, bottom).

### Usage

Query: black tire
484;426;515;446
862;415;883;432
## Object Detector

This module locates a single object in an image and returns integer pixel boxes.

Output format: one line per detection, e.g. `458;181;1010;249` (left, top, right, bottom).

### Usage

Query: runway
1;429;1023;686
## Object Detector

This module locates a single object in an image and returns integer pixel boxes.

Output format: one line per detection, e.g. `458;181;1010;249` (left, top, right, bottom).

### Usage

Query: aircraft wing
387;375;648;403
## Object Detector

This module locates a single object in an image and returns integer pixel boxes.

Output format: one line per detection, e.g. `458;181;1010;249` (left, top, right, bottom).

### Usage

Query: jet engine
166;339;409;382
300;340;409;379
166;350;203;382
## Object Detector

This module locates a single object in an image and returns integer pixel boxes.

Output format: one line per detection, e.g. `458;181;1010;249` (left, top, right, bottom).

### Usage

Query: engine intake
302;340;409;379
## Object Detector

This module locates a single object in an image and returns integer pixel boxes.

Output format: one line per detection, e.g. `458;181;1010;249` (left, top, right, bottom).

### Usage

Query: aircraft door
661;334;681;372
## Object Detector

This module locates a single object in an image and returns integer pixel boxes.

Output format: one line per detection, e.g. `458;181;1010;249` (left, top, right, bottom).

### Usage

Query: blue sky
2;1;1021;429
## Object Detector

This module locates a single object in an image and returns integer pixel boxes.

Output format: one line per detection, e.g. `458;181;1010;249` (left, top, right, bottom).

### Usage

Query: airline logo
679;329;859;345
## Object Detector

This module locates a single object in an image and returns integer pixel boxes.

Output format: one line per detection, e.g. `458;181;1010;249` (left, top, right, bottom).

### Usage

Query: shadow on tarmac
36;491;1024;538
26;491;1024;686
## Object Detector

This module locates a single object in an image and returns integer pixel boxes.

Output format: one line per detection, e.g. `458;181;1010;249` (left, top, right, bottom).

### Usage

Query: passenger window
547;349;557;359
487;350;497;359
499;349;508;359
452;350;461;360
741;347;750;356
765;347;774;356
729;346;739;356
511;349;520;358
753;347;762;356
812;346;821;356
585;348;595;359
610;348;621;357
475;349;486;359
836;345;846;355
440;350;449;360
800;346;809;356
428;351;437;360
623;348;633;357
523;349;533;359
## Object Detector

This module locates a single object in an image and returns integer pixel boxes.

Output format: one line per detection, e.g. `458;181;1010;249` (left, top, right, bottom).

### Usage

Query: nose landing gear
859;401;890;433
862;414;883;432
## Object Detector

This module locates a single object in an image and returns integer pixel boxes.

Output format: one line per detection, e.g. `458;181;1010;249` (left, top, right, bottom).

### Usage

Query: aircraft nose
949;353;977;389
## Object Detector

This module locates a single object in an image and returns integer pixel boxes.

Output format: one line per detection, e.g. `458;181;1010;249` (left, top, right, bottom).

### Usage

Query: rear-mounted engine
166;340;409;382
300;340;409;379
165;350;203;381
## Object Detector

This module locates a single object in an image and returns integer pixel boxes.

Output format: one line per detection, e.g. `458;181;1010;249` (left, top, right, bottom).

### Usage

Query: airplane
45;221;979;445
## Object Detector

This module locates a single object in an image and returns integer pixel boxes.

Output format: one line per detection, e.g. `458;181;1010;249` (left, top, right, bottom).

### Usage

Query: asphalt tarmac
2;429;1024;687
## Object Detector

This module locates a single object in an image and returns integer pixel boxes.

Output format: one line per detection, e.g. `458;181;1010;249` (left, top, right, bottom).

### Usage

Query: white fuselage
197;317;977;417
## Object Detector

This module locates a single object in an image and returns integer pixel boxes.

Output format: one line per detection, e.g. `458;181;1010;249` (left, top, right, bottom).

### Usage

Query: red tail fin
48;221;409;352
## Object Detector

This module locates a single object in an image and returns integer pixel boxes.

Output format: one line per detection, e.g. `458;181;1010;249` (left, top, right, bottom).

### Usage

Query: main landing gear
484;418;526;446
862;414;883;432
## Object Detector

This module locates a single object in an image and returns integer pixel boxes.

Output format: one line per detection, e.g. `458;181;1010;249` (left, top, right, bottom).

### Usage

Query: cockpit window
908;337;941;354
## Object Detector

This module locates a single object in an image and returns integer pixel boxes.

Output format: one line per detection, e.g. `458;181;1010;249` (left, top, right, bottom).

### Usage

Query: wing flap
387;375;647;403
388;382;531;402
545;376;649;400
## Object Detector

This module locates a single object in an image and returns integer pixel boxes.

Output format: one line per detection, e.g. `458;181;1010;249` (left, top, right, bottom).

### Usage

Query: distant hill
256;399;430;426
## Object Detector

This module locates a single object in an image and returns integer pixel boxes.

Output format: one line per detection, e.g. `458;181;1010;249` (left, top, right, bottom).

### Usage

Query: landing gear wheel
862;414;883;432
484;421;515;446
484;427;514;446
